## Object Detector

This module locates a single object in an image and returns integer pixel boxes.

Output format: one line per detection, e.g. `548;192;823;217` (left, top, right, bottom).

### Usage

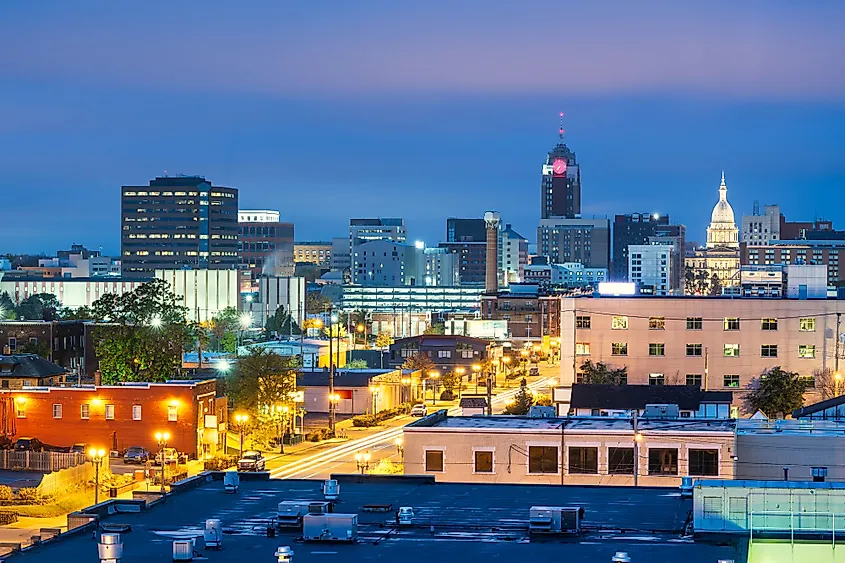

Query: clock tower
541;113;581;219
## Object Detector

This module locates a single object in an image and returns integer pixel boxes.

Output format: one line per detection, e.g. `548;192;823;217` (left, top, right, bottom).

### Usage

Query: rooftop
0;355;66;378
407;413;736;433
570;384;733;411
10;475;740;563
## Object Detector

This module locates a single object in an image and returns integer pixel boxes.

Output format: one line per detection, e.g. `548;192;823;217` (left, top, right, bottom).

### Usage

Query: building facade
0;278;144;310
741;204;781;245
438;241;487;285
501;224;528;285
340;285;483;314
446;218;487;243
237;210;294;278
742;240;845;289
481;288;561;342
0;321;99;380
388;335;489;373
537;218;611;269
121;176;238;278
154;269;241;323
293;242;332;266
612;212;674;280
540;132;581;220
628;244;675;295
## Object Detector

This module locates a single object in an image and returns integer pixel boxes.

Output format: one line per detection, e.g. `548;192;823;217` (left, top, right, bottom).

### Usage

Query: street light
356;323;365;348
154;431;171;494
395;437;404;462
272;405;289;454
355;451;371;474
89;448;106;505
401;377;411;404
428;371;440;405
150;315;163;329
216;359;231;373
369;386;379;414
233;413;249;460
472;364;482;394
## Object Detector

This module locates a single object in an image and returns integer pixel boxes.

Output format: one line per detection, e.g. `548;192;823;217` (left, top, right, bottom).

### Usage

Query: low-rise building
404;412;736;486
0;354;68;388
293;242;332;266
481;285;561;343
0;278;144;310
297;368;416;414
388;335;490;373
561;384;734;418
0;321;98;380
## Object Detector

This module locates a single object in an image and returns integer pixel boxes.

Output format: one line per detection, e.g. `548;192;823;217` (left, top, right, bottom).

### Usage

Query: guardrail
0;451;86;472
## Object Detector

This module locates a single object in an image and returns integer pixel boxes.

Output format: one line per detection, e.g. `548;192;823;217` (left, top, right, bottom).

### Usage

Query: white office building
628;244;674;295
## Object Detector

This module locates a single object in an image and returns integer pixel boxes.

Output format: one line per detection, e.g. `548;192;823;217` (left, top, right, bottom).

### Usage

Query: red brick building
4;380;226;459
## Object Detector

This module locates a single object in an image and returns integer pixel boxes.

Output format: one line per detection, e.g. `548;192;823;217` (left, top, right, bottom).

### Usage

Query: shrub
17;488;41;502
0;486;13;501
351;414;377;428
204;456;237;471
439;390;454;401
305;427;331;442
0;512;18;525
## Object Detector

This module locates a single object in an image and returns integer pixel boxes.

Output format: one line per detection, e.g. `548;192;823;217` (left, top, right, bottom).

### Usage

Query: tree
709;273;723;296
346;359;369;369
534;394;554;407
745;366;807;418
441;370;461;395
375;332;394;350
265;306;300;338
59;305;94;321
402;353;434;375
227;348;299;413
323;323;347;339
424;323;445;335
503;378;534;415
209;307;239;352
305;292;330;315
813;367;841;401
578;360;627;385
16;293;61;321
0;292;15;320
18;339;51;359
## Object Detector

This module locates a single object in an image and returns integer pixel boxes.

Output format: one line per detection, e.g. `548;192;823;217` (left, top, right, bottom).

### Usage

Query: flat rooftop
10;476;741;563
409;413;736;433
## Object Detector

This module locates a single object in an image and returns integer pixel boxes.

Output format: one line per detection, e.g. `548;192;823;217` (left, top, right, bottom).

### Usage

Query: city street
266;373;557;480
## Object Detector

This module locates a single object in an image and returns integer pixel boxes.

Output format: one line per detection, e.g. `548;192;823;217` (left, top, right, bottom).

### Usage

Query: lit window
168;405;178;422
52;404;62;419
611;316;628;330
724;344;740;357
81;404;90;419
799;318;816;332
611;342;627;356
15;402;26;419
648;317;665;330
761;318;778;331
575;316;591;329
649;373;665;385
133;405;142;421
649;343;665;356
575;342;591;355
724;318;740;331
105;404;115;420
723;374;740;387
799;345;816;359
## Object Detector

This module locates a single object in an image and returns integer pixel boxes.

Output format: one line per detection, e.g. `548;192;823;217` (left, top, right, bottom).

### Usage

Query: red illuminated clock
552;158;567;175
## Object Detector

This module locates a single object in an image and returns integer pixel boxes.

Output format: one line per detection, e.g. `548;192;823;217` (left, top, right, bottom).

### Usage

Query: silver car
237;451;266;472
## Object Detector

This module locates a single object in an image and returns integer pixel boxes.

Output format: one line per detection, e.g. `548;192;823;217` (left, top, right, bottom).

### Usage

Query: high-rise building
741;204;782;246
438;241;487;286
628;243;676;295
121;176;238;278
537;218;611;269
350;218;406;247
501;224;528;284
237;210;294;279
446;218;486;243
351;240;458;287
540;123;581;220
612;213;668;279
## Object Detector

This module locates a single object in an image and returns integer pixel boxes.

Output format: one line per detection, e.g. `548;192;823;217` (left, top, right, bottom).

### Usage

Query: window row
423;446;720;476
582;316;818;332
15;403;177;422
582;342;818;359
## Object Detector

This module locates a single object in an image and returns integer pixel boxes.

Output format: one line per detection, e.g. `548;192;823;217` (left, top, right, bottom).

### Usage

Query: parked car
410;404;428;417
237;451;266;472
69;443;87;455
529;367;540;377
123;446;150;464
153;447;179;465
13;437;44;452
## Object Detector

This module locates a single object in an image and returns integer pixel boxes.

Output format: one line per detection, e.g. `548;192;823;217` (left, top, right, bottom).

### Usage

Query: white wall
155;269;239;323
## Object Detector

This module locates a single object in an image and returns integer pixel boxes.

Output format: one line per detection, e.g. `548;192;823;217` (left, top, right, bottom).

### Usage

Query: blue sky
1;1;843;254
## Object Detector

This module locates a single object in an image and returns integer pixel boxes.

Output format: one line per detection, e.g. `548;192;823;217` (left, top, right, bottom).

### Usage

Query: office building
0;278;144;310
741;204;782;245
628;244;675;295
540;124;581;219
330;236;351;272
446;218;486;243
120;176;238;278
340;285;483;315
480;285;561;343
537;217;610;269
237;210;294;278
293;241;332;266
438;241;487;285
154;269;241;323
743;240;845;289
523;263;607;289
612;213;685;281
501;224;528;284
351;241;459;288
350;218;406;248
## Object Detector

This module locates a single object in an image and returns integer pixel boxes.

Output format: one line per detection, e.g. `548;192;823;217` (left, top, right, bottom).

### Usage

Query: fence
0;451;87;472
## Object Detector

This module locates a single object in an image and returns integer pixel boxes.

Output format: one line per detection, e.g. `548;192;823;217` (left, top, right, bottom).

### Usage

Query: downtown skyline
1;1;843;254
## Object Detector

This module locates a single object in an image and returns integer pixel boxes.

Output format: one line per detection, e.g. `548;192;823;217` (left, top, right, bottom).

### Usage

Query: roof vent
275;546;294;563
612;553;631;563
643;404;680;419
322;479;339;500
98;532;124;563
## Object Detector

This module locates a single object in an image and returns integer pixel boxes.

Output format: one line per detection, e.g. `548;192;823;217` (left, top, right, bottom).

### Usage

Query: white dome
710;172;735;225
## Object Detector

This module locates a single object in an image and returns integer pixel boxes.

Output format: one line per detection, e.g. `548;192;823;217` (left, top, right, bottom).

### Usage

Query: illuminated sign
597;282;636;296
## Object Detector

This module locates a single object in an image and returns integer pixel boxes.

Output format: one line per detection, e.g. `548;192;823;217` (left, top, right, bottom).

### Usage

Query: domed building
685;173;741;294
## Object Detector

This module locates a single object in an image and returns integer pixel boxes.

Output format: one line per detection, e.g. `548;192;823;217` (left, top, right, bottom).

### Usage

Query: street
266;372;557;479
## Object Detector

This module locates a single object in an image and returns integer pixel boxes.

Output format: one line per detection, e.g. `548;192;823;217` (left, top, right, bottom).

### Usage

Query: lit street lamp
233;413;249;460
154;431;171;494
428;371;440;405
455;367;465;397
401;377;412;404
395;437;404;462
472;364;482;394
355;451;371;474
369;386;380;414
238;313;252;347
272;405;289;454
89;448;106;505
502;356;511;387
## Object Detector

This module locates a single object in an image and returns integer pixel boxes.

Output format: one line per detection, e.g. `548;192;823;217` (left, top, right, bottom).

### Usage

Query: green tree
209;306;239;351
424;323;445;335
16;293;61;321
265;306;300;338
220;332;237;354
59;305;94;320
745;366;807;418
441;370;461;395
578;360;627;385
0;292;15;320
346;359;369;369
305;291;330;315
375;332;393;350
227;348;299;413
19;339;51;359
503;378;534;415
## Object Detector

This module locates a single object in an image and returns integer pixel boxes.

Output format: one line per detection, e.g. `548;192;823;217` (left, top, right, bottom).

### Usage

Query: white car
238;451;266;472
410;404;428;417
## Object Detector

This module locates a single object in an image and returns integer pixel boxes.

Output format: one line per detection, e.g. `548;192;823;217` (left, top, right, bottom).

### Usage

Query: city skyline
1;1;843;253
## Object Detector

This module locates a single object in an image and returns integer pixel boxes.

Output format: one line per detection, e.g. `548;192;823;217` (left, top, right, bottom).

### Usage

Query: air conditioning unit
643;404;680;419
529;506;583;535
302;513;358;542
277;501;331;528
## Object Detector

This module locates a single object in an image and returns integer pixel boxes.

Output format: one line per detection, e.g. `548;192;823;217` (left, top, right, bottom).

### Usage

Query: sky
1;1;844;255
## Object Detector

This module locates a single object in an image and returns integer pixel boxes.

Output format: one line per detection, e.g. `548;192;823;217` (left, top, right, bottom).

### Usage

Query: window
608;447;634;474
799;317;816;332
686;317;703;330
425;450;444;472
167;405;178;422
528;446;558;474
649;316;665;330
799;345;816;359
649;373;665;386
724;317;740;331
761;318;778;331
575;315;591;329
686;344;702;357
724;344;740;357
81;403;90;419
7;337;16;352
52;404;62;419
437;350;451;358
575;342;590;355
723;374;740;388
611;342;628;356
132;405;142;421
648;448;678;475
812;467;829;482
15;402;25;419
801;375;816;388
105;404;115;420
686;374;702;386
568;447;598;474
649;343;665;356
474;451;493;473
689;449;719;476
761;344;778;358
611;316;628;330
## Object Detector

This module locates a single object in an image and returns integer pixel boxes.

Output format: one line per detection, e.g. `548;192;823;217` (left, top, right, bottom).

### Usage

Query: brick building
0;321;98;380
238;210;295;278
6;380;226;459
480;287;561;344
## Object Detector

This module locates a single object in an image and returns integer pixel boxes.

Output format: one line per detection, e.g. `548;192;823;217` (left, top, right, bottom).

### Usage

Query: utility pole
703;347;709;391
486;373;493;416
328;303;335;435
836;312;841;376
633;411;639;487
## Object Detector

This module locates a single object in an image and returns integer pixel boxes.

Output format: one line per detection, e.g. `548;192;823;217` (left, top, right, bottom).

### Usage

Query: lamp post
154;431;171;494
233;413;249;460
238;313;251;348
272;406;288;454
329;393;340;424
355;451;371;474
472;364;481;394
356;323;365;349
395;438;404;462
89;448;106;505
455;367;465;398
328;310;339;435
369;386;379;414
502;356;511;387
401;377;411;404
428;371;440;405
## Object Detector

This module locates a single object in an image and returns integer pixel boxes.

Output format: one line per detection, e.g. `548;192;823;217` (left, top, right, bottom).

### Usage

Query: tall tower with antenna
540;112;581;220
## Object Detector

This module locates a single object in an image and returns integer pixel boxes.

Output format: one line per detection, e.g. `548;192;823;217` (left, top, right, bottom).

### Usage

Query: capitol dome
706;172;739;249
710;171;735;225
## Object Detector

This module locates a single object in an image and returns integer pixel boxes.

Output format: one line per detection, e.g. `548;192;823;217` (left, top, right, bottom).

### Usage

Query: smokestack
484;211;501;295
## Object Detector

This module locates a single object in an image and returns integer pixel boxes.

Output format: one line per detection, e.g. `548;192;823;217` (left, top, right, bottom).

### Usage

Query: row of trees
683;265;723;296
0;292;62;321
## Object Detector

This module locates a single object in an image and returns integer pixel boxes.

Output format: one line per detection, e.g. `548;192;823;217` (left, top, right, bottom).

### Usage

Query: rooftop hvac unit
275;546;294;563
680;477;694;498
643;404;680;419
528;506;584;535
397;506;414;527
302;513;358;542
224;471;240;493
204;519;222;549
277;501;330;528
172;539;195;561
322;479;340;501
98;532;124;563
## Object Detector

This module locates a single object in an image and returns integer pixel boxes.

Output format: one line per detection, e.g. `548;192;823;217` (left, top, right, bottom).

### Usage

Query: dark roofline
569;384;732;411
391;334;490;345
792;394;845;418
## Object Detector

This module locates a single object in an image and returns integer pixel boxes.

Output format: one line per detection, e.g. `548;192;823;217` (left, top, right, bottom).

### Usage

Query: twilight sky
1;1;844;254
